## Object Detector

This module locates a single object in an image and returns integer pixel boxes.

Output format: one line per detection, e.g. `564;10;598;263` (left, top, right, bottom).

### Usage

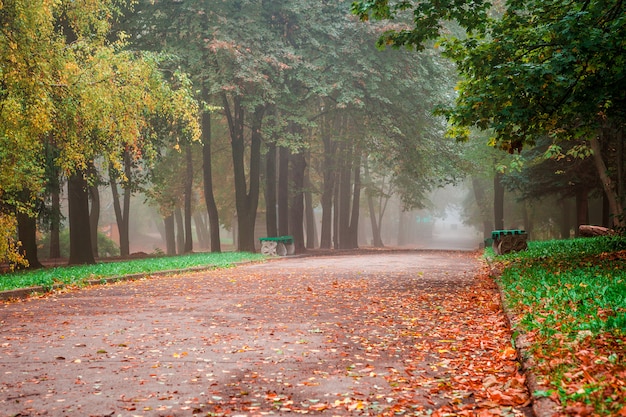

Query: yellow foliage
1;0;201;217
0;214;28;270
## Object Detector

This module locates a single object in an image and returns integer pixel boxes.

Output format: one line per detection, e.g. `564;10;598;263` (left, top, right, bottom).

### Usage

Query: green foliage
354;0;626;231
444;0;624;150
126;0;460;215
496;236;626;264
503;137;600;202
351;0;491;50
0;252;265;292
352;0;626;149
0;0;52;203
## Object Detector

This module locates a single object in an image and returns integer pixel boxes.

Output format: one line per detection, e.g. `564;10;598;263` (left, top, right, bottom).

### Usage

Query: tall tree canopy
123;0;459;251
0;0;57;266
0;0;199;265
353;0;626;227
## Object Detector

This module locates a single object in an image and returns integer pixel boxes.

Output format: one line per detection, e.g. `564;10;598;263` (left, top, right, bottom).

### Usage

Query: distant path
0;251;531;416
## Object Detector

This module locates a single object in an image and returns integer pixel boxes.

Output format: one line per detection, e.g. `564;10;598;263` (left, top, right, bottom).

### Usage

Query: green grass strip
495;236;626;337
492;236;626;415
0;252;266;292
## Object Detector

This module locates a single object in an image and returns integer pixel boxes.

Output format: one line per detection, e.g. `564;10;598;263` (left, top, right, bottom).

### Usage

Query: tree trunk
290;152;306;253
575;188;590;236
493;171;505;230
175;206;184;254
68;171;95;265
184;142;194;253
337;142;353;249
364;158;383;247
49;179;61;259
44;141;62;259
201;109;222;253
109;174;129;256
367;194;382;247
89;181;100;258
265;141;278;237
471;176;493;238
278;145;290;236
245;107;263;250
347;153;361;249
397;207;409;246
319;175;334;248
17;208;42;269
304;171;317;249
376;177;392;245
333;172;340;249
194;212;209;249
320;164;334;249
319;113;338;249
109;151;131;257
164;214;176;255
223;94;264;252
579;224;616;237
590;135;624;228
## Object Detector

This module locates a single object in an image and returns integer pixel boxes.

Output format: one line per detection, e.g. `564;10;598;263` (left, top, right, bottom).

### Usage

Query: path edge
485;257;561;417
0;260;263;303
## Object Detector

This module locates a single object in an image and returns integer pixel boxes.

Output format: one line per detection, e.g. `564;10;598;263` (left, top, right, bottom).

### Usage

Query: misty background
2;1;616;267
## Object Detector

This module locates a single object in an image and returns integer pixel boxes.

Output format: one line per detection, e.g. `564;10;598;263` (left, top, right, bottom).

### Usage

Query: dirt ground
0;250;532;417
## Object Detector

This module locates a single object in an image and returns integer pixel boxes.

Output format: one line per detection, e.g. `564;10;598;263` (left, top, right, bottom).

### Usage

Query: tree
363;157;396;247
123;0;297;252
1;0;200;265
145;148;185;255
142;73;203;254
121;0;469;254
0;0;55;266
505;138;602;234
201;107;222;252
56;47;180;264
282;1;460;249
354;0;626;228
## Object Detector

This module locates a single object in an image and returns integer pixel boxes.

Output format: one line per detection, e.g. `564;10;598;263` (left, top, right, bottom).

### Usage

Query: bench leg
276;243;287;256
261;241;278;256
498;235;515;254
513;236;528;251
497;235;528;254
492;238;501;255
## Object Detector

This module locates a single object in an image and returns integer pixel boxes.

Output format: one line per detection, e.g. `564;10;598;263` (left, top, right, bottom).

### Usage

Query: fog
45;183;481;260
373;184;483;252
131;186;483;253
417;205;483;251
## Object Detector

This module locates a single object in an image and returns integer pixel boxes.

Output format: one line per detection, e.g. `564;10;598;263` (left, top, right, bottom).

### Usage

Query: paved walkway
0;251;532;416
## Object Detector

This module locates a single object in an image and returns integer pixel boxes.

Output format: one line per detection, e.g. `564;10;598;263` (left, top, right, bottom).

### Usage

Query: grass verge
0;252;266;293
492;236;626;415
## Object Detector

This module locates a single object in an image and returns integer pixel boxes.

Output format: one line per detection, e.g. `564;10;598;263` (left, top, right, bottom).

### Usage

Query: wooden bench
259;236;295;256
491;229;528;255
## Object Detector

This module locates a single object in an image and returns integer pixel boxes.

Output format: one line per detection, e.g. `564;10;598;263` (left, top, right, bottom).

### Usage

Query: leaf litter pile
0;252;531;416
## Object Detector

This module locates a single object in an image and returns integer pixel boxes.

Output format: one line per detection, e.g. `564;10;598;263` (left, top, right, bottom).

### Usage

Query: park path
0;250;531;417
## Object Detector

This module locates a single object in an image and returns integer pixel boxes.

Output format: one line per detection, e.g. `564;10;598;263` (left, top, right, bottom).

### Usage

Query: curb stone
486;260;561;417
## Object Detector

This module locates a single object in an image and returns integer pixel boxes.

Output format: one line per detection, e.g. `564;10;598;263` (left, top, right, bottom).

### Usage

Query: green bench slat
491;229;526;239
259;236;294;244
